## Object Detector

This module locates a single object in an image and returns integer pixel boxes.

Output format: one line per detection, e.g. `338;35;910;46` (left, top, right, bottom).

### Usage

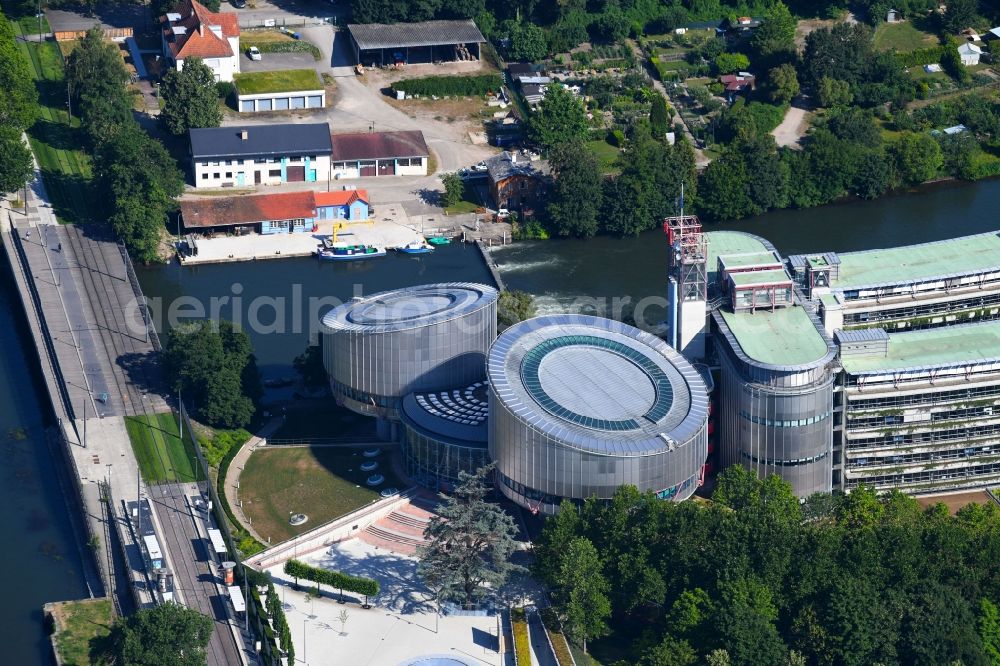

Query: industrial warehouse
317;226;1000;510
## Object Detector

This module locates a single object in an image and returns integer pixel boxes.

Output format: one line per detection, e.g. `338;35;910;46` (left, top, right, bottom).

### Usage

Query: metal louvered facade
321;283;498;419
487;315;709;515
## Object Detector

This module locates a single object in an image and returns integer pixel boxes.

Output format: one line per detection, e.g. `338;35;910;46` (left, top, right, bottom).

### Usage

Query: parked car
232;0;246;7
497;208;510;219
247;46;261;61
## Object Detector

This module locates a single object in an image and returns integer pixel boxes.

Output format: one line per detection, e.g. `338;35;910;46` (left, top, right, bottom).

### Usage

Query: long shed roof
330;130;429;162
348;20;485;50
840;319;1000;374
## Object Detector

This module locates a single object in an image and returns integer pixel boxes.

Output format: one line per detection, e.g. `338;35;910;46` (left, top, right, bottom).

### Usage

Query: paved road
150;483;249;666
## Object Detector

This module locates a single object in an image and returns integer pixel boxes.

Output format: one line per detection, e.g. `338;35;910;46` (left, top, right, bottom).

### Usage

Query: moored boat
425;235;451;246
397;240;434;254
317;242;386;260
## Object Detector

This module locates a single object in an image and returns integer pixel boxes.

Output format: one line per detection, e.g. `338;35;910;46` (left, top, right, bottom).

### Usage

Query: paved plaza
266;539;508;666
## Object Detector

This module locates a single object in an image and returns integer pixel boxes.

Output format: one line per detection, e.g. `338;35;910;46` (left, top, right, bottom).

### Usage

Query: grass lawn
873;21;938;52
243;29;321;60
234;68;322;94
445;199;480;214
585;139;620;173
125;412;199;484
15;12;49;35
239;446;403;543
12;23;97;224
49;598;114;666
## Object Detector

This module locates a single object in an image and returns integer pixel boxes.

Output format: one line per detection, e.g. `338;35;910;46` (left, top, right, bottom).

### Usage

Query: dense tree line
0;9;37;195
535;466;1000;665
110;602;213;666
164;319;262;429
66;28;183;262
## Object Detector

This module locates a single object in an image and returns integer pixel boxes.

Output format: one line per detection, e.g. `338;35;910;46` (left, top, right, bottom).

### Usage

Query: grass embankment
125;412;198;484
239;446;401;544
244;29;322;60
234;68;323;94
12;23;96;224
49;598;114;666
511;608;532;665
538;608;575;666
873;20;938;52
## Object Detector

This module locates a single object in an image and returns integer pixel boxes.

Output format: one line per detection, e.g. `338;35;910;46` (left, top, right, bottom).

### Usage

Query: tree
293;344;327;389
527;84;588;152
65;28;132;141
160;58;223;135
750;2;796;64
649;94;671;137
851;150;894;199
0;16;38;131
979;598;1000;666
497;290;536;330
417;465;522;608
532;499;580;585
111;603;213;666
554;537;611;654
0;128;33;195
714;52;750;75
640;636;698;666
503;20;548;62
546;141;602;237
714;578;788;666
817;77;853;108
442;172;464;207
763;64;799;105
942;0;980;35
892;131;943;185
165;320;260;428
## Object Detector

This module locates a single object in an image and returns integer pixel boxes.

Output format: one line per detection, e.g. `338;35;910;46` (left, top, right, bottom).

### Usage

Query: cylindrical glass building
487;314;710;514
400;381;490;490
321;282;498;419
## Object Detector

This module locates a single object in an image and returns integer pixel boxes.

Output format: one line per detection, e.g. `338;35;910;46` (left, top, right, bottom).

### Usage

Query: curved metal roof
487;314;709;456
322;282;498;334
400;382;488;446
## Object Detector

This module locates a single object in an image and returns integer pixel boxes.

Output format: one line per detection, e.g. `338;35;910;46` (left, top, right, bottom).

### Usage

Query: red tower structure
664;213;707;357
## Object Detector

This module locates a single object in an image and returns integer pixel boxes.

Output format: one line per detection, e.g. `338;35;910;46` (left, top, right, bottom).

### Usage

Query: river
0;257;88;665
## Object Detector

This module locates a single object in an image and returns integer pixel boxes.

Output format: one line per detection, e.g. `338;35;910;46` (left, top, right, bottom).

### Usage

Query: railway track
59;225;244;665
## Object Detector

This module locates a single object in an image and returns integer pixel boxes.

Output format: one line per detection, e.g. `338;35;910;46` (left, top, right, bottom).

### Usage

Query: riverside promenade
2;164;248;665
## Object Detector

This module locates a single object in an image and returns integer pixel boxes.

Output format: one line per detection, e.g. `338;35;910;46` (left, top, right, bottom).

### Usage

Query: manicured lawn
234;68;322;94
585;139;621;173
50;598;113;666
125;412;199;484
12;23;97;224
873;21;937;52
243;29;322;60
239;446;403;543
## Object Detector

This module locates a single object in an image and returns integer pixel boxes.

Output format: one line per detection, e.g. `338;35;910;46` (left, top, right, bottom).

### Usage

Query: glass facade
402;430;489;488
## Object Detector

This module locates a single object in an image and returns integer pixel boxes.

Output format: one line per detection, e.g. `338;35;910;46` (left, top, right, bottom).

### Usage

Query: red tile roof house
179;191;320;235
330;130;430;179
161;0;240;82
719;73;756;94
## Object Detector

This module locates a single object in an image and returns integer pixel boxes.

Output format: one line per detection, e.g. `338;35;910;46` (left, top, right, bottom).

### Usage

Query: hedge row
393;73;503;97
895;45;946;68
253;40;322;61
284;559;380;599
511;608;532;665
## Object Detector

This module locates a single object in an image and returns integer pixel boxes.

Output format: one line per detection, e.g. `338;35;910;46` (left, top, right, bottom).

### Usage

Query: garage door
359;161;376;177
377;160;395;176
287;166;305;182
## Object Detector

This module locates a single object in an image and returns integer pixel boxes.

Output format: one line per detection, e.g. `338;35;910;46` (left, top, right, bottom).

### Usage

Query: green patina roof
706;231;772;283
728;268;791;287
720;306;830;366
833;231;1000;290
841;319;1000;374
718;251;781;269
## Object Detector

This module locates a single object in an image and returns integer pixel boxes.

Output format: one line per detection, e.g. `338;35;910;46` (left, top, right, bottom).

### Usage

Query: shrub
215;81;235;100
894;45;946;69
199;428;251;468
960;151;1000;181
393;74;503;97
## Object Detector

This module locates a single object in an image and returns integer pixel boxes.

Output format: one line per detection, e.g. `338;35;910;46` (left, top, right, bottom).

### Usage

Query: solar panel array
414;382;489;426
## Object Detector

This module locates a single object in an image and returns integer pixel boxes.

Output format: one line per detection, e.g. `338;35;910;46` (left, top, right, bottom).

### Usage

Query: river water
0;258;88;665
5;178;1000;664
